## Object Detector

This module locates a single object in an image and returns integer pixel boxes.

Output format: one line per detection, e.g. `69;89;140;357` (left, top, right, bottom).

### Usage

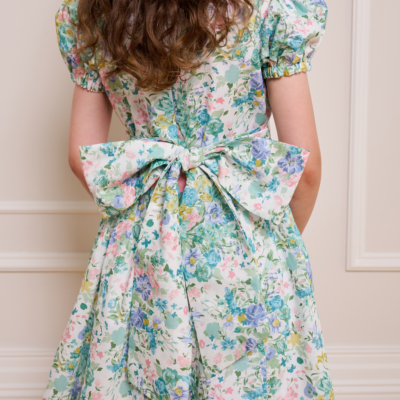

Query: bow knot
177;145;205;171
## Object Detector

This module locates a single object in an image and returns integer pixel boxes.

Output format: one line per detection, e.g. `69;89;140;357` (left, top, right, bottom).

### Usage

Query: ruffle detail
55;0;105;92
257;0;328;79
71;72;106;92
262;58;312;79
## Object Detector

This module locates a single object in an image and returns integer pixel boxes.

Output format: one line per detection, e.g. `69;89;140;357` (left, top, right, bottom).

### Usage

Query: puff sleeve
55;0;105;92
259;0;328;79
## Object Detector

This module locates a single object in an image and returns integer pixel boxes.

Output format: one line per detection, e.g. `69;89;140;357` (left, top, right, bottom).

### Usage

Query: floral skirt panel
42;131;334;400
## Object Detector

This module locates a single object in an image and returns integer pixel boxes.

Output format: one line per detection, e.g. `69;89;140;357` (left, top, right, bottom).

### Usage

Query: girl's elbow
68;153;82;176
302;161;321;189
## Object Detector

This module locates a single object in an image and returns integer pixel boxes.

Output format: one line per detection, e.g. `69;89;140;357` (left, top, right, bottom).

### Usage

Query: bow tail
126;161;193;395
199;164;259;261
178;166;269;379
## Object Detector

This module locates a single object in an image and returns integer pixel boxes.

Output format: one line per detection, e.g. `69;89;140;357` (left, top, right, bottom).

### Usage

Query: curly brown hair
75;0;254;91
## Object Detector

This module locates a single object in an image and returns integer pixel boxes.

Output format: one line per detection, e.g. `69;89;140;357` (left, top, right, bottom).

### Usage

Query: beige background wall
0;0;399;399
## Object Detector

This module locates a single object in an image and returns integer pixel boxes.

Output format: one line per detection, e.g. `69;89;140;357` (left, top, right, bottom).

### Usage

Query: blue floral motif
245;303;267;328
204;249;221;267
304;382;316;398
268;176;280;193
296;287;313;298
113;195;124;208
268;295;284;311
245;338;258;353
130;307;145;329
278;151;305;174
155;378;168;395
155;298;168;311
251;138;271;160
182;188;198;207
108;298;116;309
168;125;178;139
266;347;277;360
312;333;324;350
195;127;214;147
183;247;202;274
167;164;180;187
161;368;179;388
206;118;224;136
224;287;241;314
221;337;237;350
195;263;213;282
197;109;210;125
70;378;82;399
169;386;189;400
306;259;313;282
311;0;327;6
205;202;224;224
122;176;137;187
267;313;282;334
249;70;264;91
135;275;152;300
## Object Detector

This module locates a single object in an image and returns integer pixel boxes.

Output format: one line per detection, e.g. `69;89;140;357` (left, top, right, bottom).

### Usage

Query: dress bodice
56;0;328;144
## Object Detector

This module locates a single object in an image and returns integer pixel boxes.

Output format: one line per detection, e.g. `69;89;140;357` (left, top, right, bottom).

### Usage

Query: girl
44;0;334;399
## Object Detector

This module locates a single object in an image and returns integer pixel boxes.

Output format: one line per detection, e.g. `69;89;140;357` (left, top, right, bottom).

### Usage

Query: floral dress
44;0;334;399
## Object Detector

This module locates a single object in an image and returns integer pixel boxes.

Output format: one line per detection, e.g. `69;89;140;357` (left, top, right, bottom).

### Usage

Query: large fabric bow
79;126;309;397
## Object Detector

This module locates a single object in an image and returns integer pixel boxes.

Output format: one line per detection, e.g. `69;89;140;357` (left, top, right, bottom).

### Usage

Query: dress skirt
43;161;334;400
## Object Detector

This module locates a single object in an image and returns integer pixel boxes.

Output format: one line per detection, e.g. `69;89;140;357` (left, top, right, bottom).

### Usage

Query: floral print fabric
45;0;333;399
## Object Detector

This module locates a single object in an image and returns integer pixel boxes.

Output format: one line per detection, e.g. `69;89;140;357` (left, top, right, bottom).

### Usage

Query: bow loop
79;139;179;220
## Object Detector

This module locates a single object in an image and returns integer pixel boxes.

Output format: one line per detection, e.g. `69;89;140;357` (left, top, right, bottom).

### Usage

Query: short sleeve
259;0;328;79
55;0;105;92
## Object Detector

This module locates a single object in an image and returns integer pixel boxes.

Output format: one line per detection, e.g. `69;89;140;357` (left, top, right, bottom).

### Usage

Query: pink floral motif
61;327;71;343
185;208;202;230
162;232;178;250
213;353;222;364
274;195;283;207
177;354;191;368
294;319;303;332
72;67;85;79
88;268;99;280
188;286;201;299
169;289;179;300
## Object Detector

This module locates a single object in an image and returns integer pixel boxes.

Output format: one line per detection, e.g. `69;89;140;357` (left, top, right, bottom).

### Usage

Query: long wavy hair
76;0;254;91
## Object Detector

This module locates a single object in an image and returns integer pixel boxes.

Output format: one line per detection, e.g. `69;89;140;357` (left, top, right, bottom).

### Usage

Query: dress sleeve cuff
71;69;105;92
262;58;312;79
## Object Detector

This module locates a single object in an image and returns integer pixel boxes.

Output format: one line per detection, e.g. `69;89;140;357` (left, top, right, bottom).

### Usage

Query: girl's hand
266;72;322;234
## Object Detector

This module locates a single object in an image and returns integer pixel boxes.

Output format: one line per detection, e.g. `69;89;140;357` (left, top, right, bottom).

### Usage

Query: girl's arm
68;84;113;197
266;72;322;234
